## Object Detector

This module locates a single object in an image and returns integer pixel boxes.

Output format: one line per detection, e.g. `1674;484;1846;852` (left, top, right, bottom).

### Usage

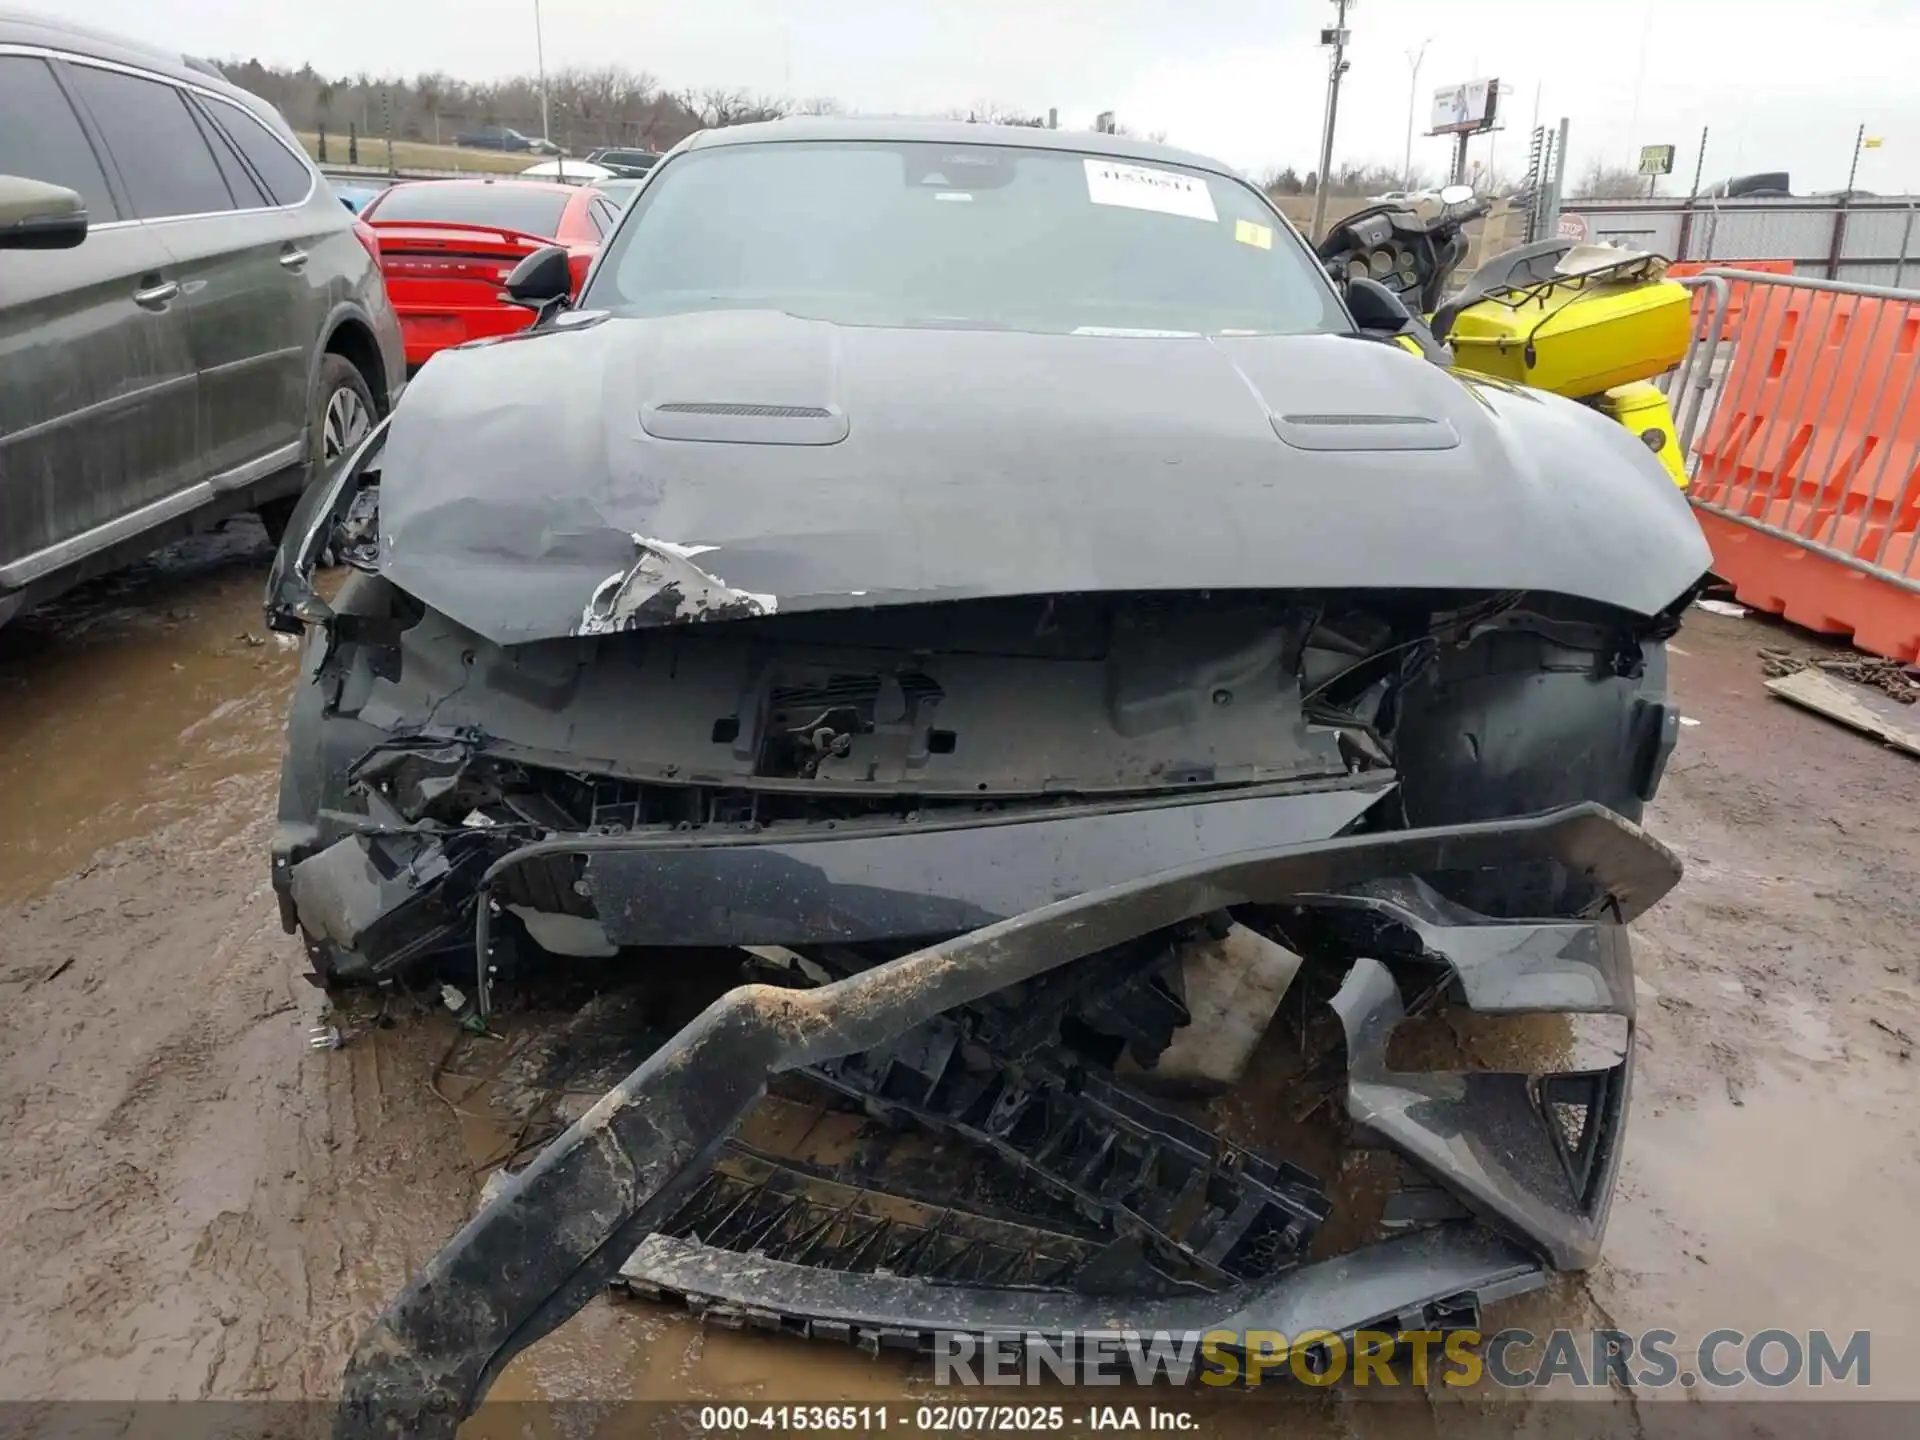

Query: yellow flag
1862;136;1884;149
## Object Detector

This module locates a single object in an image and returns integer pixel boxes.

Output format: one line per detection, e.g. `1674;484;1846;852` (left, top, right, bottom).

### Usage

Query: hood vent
643;400;849;445
657;402;833;419
1271;412;1459;452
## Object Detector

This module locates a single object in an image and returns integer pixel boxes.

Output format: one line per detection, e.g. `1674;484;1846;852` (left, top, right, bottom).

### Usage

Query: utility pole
1403;38;1429;188
1843;123;1866;195
1309;0;1353;242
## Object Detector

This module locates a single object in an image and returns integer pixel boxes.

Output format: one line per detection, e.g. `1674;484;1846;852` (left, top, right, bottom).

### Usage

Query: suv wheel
258;353;377;546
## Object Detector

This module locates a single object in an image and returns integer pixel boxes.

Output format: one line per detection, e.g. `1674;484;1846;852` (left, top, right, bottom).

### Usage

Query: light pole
1403;38;1430;188
1309;0;1353;243
534;0;552;145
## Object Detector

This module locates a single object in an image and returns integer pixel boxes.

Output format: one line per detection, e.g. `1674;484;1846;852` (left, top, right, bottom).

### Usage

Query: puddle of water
0;530;297;904
1601;1064;1920;1397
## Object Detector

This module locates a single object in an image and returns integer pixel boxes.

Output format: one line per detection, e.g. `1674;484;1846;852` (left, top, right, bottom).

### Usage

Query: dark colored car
583;146;662;178
267;120;1710;1434
0;8;404;626
359;179;621;368
455;126;561;156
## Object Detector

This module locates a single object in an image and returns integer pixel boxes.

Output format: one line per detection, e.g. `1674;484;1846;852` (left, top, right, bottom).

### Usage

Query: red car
359;179;619;367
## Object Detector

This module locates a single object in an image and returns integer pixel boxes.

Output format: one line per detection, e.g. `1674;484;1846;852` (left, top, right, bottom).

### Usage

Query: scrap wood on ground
1759;647;1920;705
1759;647;1920;759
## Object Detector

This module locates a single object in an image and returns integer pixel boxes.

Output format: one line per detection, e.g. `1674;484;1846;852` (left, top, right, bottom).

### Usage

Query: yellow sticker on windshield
1234;219;1274;250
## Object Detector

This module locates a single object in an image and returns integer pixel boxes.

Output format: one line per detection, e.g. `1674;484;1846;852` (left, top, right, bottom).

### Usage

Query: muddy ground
1;525;1916;1432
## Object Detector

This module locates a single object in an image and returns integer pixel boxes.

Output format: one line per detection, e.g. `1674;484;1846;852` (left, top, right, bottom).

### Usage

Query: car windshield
368;183;569;237
584;140;1348;336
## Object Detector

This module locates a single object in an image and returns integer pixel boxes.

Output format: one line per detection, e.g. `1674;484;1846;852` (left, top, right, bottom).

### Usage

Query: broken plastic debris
1695;599;1749;618
577;534;777;635
308;1024;343;1052
1679;716;1702;727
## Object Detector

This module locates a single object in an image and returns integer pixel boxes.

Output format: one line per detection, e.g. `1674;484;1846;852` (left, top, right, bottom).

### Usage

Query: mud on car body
261;119;1711;1435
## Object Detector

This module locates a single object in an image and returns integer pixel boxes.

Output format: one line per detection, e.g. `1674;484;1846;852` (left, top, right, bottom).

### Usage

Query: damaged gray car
263;119;1711;1435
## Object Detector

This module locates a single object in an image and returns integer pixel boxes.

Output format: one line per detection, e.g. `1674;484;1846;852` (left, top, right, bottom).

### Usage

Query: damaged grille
664;1152;1098;1289
805;1044;1329;1287
649;934;1332;1297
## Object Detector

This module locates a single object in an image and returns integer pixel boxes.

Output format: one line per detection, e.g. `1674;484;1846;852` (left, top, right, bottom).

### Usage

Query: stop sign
1557;212;1589;242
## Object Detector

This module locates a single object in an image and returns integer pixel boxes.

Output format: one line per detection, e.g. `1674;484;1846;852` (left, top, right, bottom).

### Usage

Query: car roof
676;116;1242;181
0;6;288;127
384;178;581;197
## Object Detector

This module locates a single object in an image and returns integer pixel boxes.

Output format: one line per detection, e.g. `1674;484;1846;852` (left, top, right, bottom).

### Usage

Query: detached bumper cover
282;781;1391;975
335;803;1674;1439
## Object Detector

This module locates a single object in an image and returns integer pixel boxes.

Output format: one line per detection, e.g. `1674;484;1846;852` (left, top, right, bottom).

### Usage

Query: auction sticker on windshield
1084;159;1218;222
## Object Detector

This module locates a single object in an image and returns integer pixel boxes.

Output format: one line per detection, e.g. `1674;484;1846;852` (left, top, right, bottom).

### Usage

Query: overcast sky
53;0;1920;193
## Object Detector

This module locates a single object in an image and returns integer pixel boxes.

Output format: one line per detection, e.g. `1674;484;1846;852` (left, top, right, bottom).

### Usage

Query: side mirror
0;176;88;250
1345;277;1413;334
503;245;573;314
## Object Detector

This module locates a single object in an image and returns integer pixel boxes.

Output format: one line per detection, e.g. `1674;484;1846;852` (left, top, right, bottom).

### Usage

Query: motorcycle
1319;185;1693;485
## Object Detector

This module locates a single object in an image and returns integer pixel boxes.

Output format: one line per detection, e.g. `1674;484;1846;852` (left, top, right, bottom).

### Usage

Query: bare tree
414;72;448;144
684;88;788;129
1574;160;1656;199
209;56;795;155
1261;165;1305;196
1331;160;1410;196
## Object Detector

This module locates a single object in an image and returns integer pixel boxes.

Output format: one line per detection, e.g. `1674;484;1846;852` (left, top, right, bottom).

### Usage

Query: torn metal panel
333;803;1671;1439
577;533;778;635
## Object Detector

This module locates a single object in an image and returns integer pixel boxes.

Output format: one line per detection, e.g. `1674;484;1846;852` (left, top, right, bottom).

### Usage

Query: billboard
1430;79;1499;136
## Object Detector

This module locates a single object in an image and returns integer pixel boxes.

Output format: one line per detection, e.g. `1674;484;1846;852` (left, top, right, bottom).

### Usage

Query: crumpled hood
377;310;1709;646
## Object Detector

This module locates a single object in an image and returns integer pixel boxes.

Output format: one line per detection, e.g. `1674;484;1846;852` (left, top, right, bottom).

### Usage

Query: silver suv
0;8;404;625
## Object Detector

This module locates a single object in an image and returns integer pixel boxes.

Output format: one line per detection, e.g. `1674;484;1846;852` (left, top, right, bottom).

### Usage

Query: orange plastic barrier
1689;281;1920;663
1669;260;1795;343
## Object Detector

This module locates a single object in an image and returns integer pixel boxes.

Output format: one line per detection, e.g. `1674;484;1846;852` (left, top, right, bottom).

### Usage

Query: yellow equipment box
1446;270;1693;400
1599;380;1688;487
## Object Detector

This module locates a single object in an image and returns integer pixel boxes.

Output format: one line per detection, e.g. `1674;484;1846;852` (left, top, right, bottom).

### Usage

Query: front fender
265;418;389;634
1461;372;1706;560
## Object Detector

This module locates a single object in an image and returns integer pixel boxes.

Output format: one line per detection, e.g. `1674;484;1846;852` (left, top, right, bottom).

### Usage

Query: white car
518;158;614;183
